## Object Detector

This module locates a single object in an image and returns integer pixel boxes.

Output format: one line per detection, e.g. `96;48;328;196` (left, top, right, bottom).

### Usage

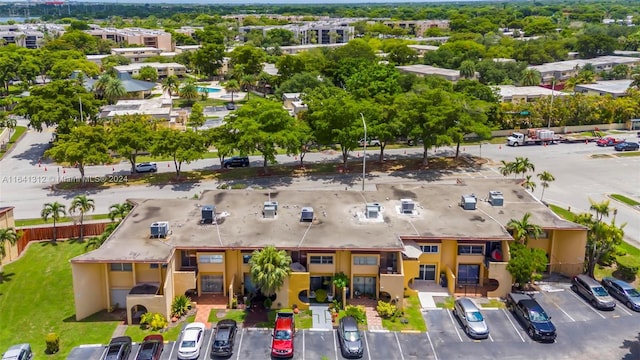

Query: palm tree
70;195;95;242
459;60;476;79
537;171;555;201
513;156;535;179
523;175;536;192
498;160;515;178
520;69;541;86
92;74;112;99
507;212;543;245
85;222;118;251
631;73;640;89
224;79;240;103
240;74;256;100
41;201;67;242
249;245;292;296
103;77;127;105
162;75;179;97
0;227;19;264
589;198;611;222
108;202;133;222
179;80;198;105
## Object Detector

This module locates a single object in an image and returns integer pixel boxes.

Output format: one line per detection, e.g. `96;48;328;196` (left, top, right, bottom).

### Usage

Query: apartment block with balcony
382;20;450;37
239;22;355;45
113;62;186;78
87;27;173;51
110;47;163;63
70;180;586;324
528;56;640;85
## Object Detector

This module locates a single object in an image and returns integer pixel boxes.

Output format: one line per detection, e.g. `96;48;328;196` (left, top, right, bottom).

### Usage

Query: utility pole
360;113;366;192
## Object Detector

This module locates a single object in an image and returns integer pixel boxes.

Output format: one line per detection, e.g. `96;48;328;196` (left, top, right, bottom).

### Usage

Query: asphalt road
0;121;638;246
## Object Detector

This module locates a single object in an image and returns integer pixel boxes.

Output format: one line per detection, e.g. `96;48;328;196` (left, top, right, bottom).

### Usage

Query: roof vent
488;191;504;207
461;194;477;210
300;207;314;222
263;201;278;219
150;221;170;238
366;203;381;219
201;205;216;224
401;199;414;214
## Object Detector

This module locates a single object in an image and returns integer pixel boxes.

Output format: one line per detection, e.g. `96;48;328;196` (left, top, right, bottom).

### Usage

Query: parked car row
101;335;162;360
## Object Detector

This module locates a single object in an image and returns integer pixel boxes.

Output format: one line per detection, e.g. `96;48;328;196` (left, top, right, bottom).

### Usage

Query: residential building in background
529;56;640;84
0;207;17;264
86;26;173;51
0;23;64;49
110;47;163;63
114;62;187;78
239;21;355;45
383;20;450;37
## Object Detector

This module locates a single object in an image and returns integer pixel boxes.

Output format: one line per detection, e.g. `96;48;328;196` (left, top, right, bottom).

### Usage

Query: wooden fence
16;222;109;254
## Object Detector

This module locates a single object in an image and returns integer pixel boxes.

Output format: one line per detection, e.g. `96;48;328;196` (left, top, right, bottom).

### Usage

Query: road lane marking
235;328;245;360
541;293;575;322
446;309;464;342
567;290;606;319
426;332;438;360
363;331;372;360
501;308;526;343
394;332;405;360
333;328;338;360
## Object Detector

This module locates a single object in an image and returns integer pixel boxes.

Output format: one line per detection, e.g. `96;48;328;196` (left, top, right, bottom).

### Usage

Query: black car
337;316;363;358
104;336;132;360
506;293;556;342
222;156;250;168
614;141;639;151
601;277;640;311
211;319;237;357
225;103;236;110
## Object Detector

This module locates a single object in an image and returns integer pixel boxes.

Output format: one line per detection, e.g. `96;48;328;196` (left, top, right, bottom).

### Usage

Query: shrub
172;295;192;317
315;288;328;303
376;301;397;319
344;305;367;324
333;272;350;290
231;297;238;309
140;312;154;328
149;313;168;331
45;333;60;354
264;298;273;309
616;256;640;280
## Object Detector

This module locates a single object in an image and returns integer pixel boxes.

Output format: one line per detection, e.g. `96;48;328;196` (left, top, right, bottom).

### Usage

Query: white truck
507;129;559;147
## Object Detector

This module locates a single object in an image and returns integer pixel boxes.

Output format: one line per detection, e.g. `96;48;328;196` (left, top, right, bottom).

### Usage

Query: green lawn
255;309;312;329
615;151;640;157
0;126;27;159
208;309;247;323
124;315;195;342
610;194;640;207
548;204;576;221
435;296;455;309
480;299;506;309
15;213;112;227
0;241;120;359
381;296;427;332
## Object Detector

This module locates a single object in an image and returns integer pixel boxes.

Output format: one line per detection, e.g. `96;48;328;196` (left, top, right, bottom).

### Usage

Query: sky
1;0;491;3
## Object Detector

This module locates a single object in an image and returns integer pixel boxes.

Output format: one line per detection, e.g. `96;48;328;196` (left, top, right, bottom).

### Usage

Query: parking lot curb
400;330;421;333
368;329;390;333
245;327;271;331
423;307;442;311
78;344;102;348
308;328;332;332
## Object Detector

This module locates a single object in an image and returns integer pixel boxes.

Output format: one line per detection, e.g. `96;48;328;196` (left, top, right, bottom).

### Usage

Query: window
420;245;439;253
353;256;377;265
457;245;484;255
310;255;334;264
242;254;252;264
110;263;132;272
199;254;224;264
150;264;159;269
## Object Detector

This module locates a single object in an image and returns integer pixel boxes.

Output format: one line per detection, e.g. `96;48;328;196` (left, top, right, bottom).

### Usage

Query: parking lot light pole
361;112;366;192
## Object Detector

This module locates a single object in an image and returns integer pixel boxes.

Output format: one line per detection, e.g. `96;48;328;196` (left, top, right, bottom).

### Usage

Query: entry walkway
413;281;450;309
309;305;332;330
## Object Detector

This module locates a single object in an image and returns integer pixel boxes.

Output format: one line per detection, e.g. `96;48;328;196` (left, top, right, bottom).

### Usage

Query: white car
177;322;206;359
135;162;157;173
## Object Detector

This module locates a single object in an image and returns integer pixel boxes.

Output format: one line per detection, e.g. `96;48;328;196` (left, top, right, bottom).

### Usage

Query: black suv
103;336;132;360
223;156;250;168
506;293;556;342
211;319;237;357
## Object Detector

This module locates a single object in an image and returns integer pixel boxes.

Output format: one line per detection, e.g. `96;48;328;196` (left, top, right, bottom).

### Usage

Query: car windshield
214;340;228;347
344;330;360;342
626;288;640;297
529;310;550;322
275;330;291;340
137;350;153;360
593;287;609;297
466;311;484;322
181;340;196;348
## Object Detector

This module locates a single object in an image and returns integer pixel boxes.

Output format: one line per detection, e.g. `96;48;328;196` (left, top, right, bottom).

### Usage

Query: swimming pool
196;86;222;93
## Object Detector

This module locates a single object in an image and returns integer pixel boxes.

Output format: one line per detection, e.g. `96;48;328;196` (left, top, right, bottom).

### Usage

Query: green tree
70;195;95;242
108;114;153;173
85;222;118;252
229;45;267;76
520;69;541;86
108;202;133;222
224;79;240;103
513;156;535;179
275;55;306;81
249;245;292;296
537;171;555;201
0;227;19;264
41;201;67;242
179;80;198;105
507;212;543;245
459;60;476;80
103;77;127;104
0;51;20;95
151;128;206;178
275;72;325;99
137;66;158;82
522;175;536;192
498;160;516;178
266;28;295;47
192;43;225;79
45;125;110;183
507;242;548;289
187;103;206;131
162;75;179;97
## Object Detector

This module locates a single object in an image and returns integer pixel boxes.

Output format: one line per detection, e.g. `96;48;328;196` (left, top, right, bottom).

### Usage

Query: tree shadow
0;271;15;284
620;331;640;360
11;142;52;166
40;240;59;247
63;309;127;323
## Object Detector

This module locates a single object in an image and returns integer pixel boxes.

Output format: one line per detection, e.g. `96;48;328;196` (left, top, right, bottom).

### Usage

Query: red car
135;335;163;360
596;137;624;147
271;312;295;358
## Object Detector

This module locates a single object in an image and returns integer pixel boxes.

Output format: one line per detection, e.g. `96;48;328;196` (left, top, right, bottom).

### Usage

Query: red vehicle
596;137;624;147
271;312;295;358
135;335;163;360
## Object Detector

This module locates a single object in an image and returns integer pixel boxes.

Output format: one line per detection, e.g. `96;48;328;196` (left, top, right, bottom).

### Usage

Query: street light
360;112;366;192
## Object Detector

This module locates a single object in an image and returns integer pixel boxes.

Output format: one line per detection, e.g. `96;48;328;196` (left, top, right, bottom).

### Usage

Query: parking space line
99;347;107;359
394;332;405;360
542;293;575;322
488;333;494;342
333;328;338;360
235;329;245;360
446;309;463;342
363;331;372;360
501;309;526;343
302;329;305;360
205;328;214;358
567;290;606;319
426;332;438;360
167;341;176;359
616;303;633;316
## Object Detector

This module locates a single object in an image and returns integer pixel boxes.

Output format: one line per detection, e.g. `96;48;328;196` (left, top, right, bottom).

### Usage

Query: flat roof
114;62;186;72
0;206;14;217
111;47;160;53
495;85;566;98
574;80;632;95
396;64;459;77
72;180;583;263
407;45;439;51
529;56;640;73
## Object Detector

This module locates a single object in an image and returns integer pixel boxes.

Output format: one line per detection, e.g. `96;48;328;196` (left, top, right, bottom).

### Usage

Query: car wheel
513;142;519;147
570;284;576;292
527;327;535;338
591;299;598;308
627;301;633;309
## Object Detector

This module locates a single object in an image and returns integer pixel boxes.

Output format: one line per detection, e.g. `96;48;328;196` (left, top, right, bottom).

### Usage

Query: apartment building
239;21;355;45
70;180;586;325
113;62;187;78
383;20;450;37
574;80;633;98
110;47;163;63
495;85;567;103
528;56;640;84
0;24;64;49
0;207;17;264
87;27;172;51
396;64;462;81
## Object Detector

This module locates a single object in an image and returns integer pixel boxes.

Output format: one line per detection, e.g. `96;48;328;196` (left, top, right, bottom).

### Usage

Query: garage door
110;289;130;309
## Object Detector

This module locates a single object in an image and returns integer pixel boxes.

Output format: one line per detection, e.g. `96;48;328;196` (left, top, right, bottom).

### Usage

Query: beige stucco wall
403;259;419;296
73;262;108;320
126;294;168;325
0;208;18;264
109;268;134;288
135;263;162;283
487;262;511;298
550;229;587;276
380;273;405;309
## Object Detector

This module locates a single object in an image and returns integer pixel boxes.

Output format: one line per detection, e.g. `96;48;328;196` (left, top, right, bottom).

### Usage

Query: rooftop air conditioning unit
201;205;216;223
401;199;414;214
488;191;504;207
150;221;170;238
263;201;278;219
300;207;314;222
461;195;477;210
366;203;381;219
